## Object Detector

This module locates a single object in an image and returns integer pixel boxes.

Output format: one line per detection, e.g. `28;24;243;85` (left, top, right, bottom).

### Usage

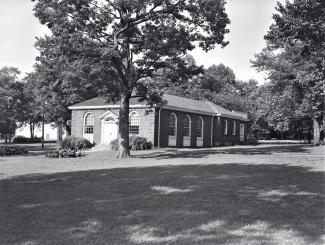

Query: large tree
252;0;325;145
32;0;230;158
31;35;115;135
167;62;249;112
18;74;42;139
0;67;24;142
200;63;236;93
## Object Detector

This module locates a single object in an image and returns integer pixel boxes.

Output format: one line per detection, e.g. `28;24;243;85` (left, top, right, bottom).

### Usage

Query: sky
0;0;283;83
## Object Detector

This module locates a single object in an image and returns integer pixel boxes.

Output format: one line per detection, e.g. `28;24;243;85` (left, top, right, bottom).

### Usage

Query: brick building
68;94;249;147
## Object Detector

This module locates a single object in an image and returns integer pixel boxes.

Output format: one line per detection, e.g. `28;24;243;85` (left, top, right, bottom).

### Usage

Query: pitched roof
68;94;248;121
161;94;215;115
70;97;141;107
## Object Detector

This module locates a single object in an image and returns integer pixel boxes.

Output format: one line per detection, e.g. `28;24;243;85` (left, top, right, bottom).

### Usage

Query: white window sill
168;136;177;146
197;137;203;147
183;137;190;147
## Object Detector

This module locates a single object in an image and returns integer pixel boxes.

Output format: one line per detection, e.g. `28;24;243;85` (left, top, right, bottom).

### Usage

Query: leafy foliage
46;148;85;158
0;67;24;142
0;146;28;155
200;64;236;93
32;0;230;158
12;136;42;143
110;136;152;151
110;139;119;151
166;63;249;112
30;35;116;128
60;136;93;150
252;0;325;144
18;74;44;138
129;136;153;151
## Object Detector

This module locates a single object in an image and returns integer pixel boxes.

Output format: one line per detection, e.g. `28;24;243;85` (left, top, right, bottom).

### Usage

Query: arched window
129;111;140;134
183;115;191;137
223;119;228;135
196;117;204;138
84;112;94;134
232;121;236;135
168;113;177;136
183;115;191;147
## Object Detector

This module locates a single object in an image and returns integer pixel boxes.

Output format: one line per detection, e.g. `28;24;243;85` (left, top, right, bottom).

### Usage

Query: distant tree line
2;57;322;144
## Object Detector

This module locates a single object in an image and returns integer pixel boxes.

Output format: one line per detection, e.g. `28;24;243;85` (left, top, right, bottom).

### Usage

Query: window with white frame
84;113;94;134
183;115;191;137
223;119;228;135
196;117;203;138
129;111;140;134
168;113;177;136
232;121;236;135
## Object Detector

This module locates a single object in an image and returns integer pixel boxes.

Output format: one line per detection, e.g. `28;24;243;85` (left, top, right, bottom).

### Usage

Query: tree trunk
41;113;45;149
5;120;8;143
118;94;130;158
65;121;71;136
30;122;34;139
57;123;63;143
313;117;320;146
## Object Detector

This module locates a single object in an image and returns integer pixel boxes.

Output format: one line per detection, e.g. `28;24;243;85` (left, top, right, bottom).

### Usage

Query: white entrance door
240;124;245;142
102;120;118;144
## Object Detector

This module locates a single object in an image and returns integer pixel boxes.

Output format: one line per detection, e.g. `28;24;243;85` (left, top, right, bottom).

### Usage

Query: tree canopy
252;0;325;145
200;63;236;93
0;67;24;142
32;0;230;157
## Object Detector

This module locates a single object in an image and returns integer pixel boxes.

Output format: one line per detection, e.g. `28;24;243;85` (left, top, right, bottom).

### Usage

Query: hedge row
0;146;28;155
12;136;41;143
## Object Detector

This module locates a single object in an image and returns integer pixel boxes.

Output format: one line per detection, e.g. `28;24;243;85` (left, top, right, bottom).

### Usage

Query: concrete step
92;144;111;152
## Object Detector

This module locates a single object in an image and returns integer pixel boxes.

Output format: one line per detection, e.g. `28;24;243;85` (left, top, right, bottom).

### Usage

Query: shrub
110;139;119;151
60;136;93;150
110;136;153;151
46;148;85;158
12;136;41;143
0;146;28;155
130;136;153;151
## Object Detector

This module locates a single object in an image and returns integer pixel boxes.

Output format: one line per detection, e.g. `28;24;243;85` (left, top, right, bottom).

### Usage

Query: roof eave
216;113;249;121
161;105;214;116
68;104;150;110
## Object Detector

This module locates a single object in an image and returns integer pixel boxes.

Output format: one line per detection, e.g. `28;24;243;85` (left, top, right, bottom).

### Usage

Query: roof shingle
69;94;248;120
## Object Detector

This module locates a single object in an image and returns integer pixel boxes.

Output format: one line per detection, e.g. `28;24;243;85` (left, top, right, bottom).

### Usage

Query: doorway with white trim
100;111;119;144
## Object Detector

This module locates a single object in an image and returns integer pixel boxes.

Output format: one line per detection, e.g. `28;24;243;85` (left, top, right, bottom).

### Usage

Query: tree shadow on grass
135;144;314;159
0;164;324;245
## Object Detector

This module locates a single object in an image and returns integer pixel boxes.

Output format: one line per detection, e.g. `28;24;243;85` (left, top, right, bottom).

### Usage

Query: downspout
211;115;215;147
158;108;162;148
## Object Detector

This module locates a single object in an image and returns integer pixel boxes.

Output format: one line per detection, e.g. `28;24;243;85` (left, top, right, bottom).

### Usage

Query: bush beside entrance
110;136;153;151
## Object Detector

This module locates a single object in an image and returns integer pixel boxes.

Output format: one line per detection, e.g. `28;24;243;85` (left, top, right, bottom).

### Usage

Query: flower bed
46;148;85;158
0;146;28;155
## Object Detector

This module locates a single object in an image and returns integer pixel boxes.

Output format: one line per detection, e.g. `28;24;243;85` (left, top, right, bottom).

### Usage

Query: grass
0;145;324;244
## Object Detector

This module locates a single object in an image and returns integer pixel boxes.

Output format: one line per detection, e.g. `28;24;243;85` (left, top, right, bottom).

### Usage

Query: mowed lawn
0;145;324;245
